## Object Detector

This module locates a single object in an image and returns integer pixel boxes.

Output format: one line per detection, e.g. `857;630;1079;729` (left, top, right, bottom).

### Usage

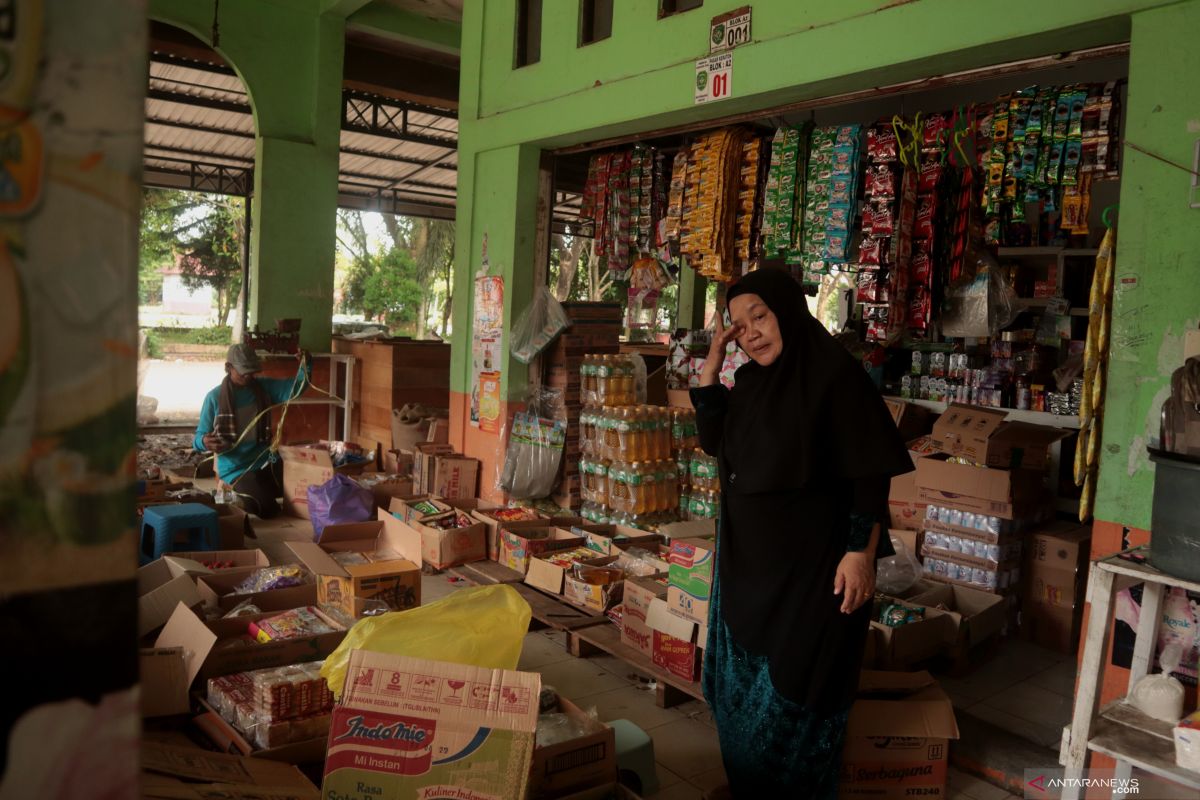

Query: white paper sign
710;7;751;54
694;53;733;105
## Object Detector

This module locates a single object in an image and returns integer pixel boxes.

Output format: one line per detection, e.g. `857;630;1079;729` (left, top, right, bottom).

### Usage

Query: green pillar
1095;0;1200;528
677;268;708;330
150;0;346;351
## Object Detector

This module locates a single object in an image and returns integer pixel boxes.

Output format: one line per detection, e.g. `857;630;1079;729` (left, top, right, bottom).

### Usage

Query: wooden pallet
447;562;609;632
567;622;705;709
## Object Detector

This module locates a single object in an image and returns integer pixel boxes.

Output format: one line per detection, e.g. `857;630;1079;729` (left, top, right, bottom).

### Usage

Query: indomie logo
334;714;435;751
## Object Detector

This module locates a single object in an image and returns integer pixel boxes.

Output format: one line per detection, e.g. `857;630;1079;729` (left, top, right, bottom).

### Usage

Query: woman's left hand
833;552;875;614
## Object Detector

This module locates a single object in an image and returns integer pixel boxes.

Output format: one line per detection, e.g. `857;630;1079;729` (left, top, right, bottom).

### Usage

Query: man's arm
194;390;216;452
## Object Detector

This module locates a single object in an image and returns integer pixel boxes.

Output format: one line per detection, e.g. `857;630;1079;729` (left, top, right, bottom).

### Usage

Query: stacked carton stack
1021;522;1091;653
641;526;716;683
544;302;623;509
912;404;1067;598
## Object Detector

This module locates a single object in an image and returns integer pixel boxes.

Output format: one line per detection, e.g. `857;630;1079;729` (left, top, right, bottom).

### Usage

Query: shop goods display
232;566;310;595
499;412;567;500
248;606;339;642
207;662;335;750
580;144;667;277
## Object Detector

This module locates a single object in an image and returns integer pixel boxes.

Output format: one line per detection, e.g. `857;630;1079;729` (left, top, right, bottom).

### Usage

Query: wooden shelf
884;396;1081;429
1082;701;1200;790
997;247;1100;258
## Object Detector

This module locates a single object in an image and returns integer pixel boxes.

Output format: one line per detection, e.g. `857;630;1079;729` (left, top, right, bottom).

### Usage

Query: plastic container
1148;448;1200;582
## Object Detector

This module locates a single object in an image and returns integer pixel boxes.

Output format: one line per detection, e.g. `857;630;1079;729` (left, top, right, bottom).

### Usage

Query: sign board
694;53;733;105
710;6;751;54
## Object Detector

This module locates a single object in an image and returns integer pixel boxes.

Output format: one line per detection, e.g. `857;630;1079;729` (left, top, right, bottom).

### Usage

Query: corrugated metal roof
144;55;459;218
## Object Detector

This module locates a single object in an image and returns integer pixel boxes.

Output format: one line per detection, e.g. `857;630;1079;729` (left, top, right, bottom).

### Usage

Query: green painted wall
455;0;1200;529
1095;2;1200;529
150;0;347;351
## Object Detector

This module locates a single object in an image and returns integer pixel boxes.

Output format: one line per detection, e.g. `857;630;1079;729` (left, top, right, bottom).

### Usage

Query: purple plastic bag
307;473;373;540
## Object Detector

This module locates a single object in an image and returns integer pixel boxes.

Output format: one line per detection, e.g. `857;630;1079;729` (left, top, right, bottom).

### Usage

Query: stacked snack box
543;302;623;509
913;404;1067;598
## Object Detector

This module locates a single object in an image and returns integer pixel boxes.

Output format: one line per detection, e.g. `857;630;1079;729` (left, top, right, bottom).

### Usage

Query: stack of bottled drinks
681;449;721;521
579;406;702;530
579;354;640;406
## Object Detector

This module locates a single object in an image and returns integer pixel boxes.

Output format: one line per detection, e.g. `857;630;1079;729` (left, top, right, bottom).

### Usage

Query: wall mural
0;0;144;795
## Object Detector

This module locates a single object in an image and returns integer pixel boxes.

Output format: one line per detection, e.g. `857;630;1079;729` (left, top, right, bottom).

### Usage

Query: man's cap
226;343;262;374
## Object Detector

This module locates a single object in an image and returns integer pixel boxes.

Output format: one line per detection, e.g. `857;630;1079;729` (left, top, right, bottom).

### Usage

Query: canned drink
948;508;964;527
925;504;938;522
974;540;989;559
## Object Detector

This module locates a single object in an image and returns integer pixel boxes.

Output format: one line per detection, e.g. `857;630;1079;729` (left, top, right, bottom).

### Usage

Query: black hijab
723;267;910;493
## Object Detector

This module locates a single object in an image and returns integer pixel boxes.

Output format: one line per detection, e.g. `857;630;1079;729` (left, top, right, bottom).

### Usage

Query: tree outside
336;210;455;339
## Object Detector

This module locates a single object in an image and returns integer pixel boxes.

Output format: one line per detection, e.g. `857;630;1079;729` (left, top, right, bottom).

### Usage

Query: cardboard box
1027;521;1091;572
647;599;702;681
140;647;191;717
658;519;716;543
579;525;662;556
142;741;320;794
138;558;206;637
155;602;347;683
870;597;956;667
382;448;414;476
499;526;588;575
387;497;487;569
468;505;545;561
1021;601;1082;654
562;555;626;614
279;443;370;520
525;547;603;596
929;403;1070;469
885;398;934;442
426;453;480;500
322;650;539;800
164;549;270;570
193;696;331;763
356;472;416;509
621;577;669;658
841;671;960;800
906;582;1007;649
914;455;1046;519
529;696;617;797
285;515;421;619
667;537;716;625
215;503;251;549
196;570;319;615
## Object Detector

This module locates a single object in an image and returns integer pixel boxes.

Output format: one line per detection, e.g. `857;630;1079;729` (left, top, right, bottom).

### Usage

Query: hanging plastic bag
498;412;566;499
307;473;374;540
321;584;531;698
941;244;1017;338
876;533;923;595
511;286;570;364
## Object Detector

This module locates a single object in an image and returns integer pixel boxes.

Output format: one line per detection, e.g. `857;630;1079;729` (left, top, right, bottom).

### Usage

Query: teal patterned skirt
702;565;852;798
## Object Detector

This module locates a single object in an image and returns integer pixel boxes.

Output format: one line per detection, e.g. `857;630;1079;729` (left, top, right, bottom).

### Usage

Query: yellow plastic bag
321;584;531;698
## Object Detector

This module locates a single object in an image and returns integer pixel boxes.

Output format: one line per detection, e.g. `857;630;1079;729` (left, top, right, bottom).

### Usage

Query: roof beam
347;4;460;56
146;87;250;115
322;0;375;18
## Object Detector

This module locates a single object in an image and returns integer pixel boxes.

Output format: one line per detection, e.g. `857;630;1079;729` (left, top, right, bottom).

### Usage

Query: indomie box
322;650;540;800
667;537;715;625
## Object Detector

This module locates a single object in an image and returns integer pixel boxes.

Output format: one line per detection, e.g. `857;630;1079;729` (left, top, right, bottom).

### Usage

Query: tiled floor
935;638;1077;749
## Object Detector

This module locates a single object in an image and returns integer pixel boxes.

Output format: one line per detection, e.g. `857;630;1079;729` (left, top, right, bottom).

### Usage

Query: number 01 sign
694;52;733;105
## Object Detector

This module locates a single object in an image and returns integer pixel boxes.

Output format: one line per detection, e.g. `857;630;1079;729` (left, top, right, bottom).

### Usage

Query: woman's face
729;293;783;367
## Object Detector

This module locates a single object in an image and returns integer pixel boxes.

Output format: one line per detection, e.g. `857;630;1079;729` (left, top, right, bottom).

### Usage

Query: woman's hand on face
699;312;743;386
834;552;875;614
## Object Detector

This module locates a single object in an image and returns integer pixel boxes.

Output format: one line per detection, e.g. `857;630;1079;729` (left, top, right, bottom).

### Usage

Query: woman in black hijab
690;268;912;798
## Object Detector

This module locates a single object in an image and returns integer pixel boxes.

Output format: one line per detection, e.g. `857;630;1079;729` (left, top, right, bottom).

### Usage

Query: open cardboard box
621;577;669;658
138;558;206;637
154;601;347;685
465;504;556;561
279;443;371;520
647;598;704;682
196;569;319;615
386;496;487;569
578;524;662;556
140;647;192;717
322;649;539;800
929;403;1070;469
906;582;1007;649
284;511;421;619
165;549;270;570
915;455;1047;519
869;597;956;668
529;696;617;797
889;445;931;529
657;518;716;543
524;546;607;596
355;471;416;509
499;525;589;575
842;670;959;800
561;554;627;614
193;696;330;765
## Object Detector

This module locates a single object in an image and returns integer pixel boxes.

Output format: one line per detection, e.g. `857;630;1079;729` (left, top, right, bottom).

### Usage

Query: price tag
709;6;751;54
694;52;733;105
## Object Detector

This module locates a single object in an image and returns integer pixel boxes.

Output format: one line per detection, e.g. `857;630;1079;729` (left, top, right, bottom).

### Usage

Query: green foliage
143;329;162;358
151;326;234;346
362;248;423;327
139;188;245;323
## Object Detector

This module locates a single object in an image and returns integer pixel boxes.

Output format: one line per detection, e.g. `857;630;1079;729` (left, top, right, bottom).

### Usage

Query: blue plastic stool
140;503;220;564
610;719;658;796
